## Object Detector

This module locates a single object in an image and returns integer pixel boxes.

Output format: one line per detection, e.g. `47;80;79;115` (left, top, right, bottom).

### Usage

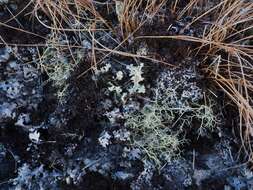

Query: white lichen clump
29;130;40;143
127;63;146;94
98;131;112;148
157;67;203;107
126;103;183;166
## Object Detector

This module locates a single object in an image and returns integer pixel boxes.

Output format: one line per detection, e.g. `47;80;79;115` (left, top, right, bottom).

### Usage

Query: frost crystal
29;130;40;143
108;83;122;94
113;129;130;141
95;63;111;75
115;71;124;80
98;131;111;148
15;113;30;127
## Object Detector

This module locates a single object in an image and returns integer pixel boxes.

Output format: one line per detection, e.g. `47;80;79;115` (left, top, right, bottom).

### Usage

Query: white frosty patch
98;131;111;148
29;130;40;143
113;129;130;141
95;63;111;75
0;80;23;99
114;171;134;180
0;102;16;120
115;71;124;81
15;113;30;127
108;83;122;94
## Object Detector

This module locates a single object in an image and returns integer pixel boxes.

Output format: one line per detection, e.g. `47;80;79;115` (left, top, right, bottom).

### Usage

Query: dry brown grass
1;0;171;72
33;0;110;32
189;0;253;157
116;0;167;38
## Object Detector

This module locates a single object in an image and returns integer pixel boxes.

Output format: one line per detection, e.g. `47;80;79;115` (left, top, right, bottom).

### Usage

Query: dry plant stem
94;0;168;68
207;69;253;155
2;1;33;24
33;0;112;32
135;35;253;60
172;0;179;13
118;0;167;37
0;20;47;40
91;22;97;69
0;41;173;68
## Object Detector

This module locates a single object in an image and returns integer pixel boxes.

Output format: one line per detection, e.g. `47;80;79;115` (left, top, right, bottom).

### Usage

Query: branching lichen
125;103;183;166
38;33;84;101
125;67;218;166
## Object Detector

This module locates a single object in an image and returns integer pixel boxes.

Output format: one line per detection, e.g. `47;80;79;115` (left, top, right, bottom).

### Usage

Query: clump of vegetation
125;102;182;166
94;54;218;166
37;33;83;101
190;102;217;137
125;88;217;166
39;47;72;87
33;0;105;32
115;0;167;37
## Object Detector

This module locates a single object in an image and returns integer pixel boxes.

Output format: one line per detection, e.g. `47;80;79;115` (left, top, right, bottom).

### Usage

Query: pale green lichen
38;33;83;101
97;59;217;167
125;101;183;166
126;63;146;94
125;88;217;166
189;101;218;137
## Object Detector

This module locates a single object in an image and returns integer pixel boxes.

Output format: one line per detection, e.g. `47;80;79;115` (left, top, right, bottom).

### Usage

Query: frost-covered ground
0;0;253;190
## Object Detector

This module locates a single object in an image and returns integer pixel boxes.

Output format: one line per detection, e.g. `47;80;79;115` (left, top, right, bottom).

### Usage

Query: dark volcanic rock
0;144;15;181
0;48;42;126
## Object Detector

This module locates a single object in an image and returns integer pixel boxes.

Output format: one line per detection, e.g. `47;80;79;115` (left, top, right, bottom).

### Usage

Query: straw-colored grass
33;0;108;32
116;0;167;38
